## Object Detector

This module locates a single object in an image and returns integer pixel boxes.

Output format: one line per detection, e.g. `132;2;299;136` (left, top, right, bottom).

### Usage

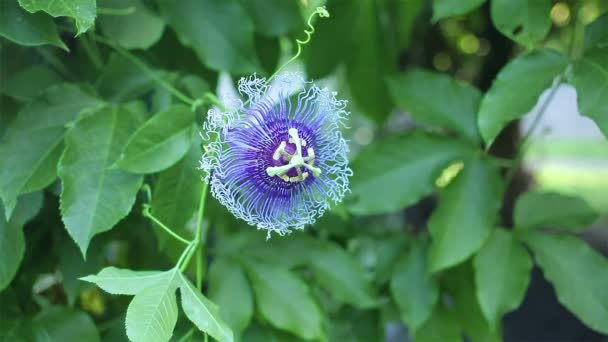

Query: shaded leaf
81;267;166;295
390;240;439;331
387;69;481;142
571;47;608;137
242;0;302;37
478;49;568;147
59;106;144;255
98;0;164;49
521;232;608;334
116;105;194;173
432;0;486;22
413;305;461;342
0;64;61;101
348;133;468;215
428;156;504;272
0;84;103;218
490;0;552;46
584;14;608;50
474;229;532;329
18;0;96;35
32;306;100;342
514;191;598;231
97;53;158;102
0;1;67;50
179;272;235;342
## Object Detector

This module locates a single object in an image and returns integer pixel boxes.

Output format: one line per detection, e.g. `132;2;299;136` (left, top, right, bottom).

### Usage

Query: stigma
266;128;321;182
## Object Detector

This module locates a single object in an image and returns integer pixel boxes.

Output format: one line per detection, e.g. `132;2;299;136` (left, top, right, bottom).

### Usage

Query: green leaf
242;0;301;37
521;232;608;334
389;0;423;50
116;105;194;174
151;141;202;247
308;241;377;309
32;307;100;342
0;288;27;342
126;269;179;342
0;192;43;291
514;191;598;231
584;14;608;50
98;0;165;49
428;156;504;272
159;0;259;74
179;272;235;342
490;0;552;46
18;0;96;35
0;1;67;50
390;240;439;332
0;84;103;218
473;229;532;329
245;261;323;340
478;49;568;147
432;0;486;22
0;64;61;101
413;306;461;342
387;69;482;142
59;106;144;255
59;238;103;305
348;133;467;215
208;258;253;339
81;267;166;295
571;47;608;137
97;53;159;103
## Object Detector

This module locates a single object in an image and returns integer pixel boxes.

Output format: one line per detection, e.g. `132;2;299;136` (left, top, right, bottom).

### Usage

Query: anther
266;128;322;182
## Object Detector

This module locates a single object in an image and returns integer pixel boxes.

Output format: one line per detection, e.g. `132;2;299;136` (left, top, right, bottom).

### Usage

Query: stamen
266;128;322;182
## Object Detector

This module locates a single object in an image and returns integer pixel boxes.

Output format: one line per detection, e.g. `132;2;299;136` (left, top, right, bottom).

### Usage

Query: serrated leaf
179;272;235;342
521;232;608;334
348;133;468;215
116;105;194;174
126;269;179;342
0;64;61;101
308;241;378;309
32;306;100;342
473;229;532;329
428;156;504;272
0;192;43;291
245;261;323;340
0;84;103;218
478;49;568;147
208;258;252;339
98;0;164;49
159;0;259;74
97;53;159;103
432;0;486;22
59;106;144;255
242;0;301;37
514;191;598;231
81;267;166;295
387;69;481;142
490;0;552;46
584;14;608;50
571;47;608;137
18;0;96;35
0;1;67;50
390;240;439;332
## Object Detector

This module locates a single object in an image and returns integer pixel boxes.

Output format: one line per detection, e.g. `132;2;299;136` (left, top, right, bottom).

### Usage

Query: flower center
266;128;322;183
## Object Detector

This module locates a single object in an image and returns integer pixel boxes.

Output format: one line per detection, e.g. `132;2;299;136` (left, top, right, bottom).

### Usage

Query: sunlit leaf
18;0;96;35
490;0;552;46
514;191;598;231
81;267;166;295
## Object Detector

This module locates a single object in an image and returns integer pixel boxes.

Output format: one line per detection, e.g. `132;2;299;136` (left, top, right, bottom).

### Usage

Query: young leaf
126;269;180;342
98;0;165;50
521;232;608;334
179;272;235;342
308;241;378;309
348;133;468;215
432;0;486;22
478;49;568;147
514;191;598;231
387;69;482;142
390;240;439;332
428;156;504;272
18;0;96;35
0;84;103;218
0;1;67;50
116;105;194;174
245;261;323;340
571;47;608;138
473;229;532;329
490;0;552;46
208;258;253;339
32;306;100;342
159;0;260;74
0;192;43;291
81;267;166;295
59;106;144;255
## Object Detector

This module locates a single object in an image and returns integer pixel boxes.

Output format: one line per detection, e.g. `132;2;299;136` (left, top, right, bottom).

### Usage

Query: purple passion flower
199;74;351;235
